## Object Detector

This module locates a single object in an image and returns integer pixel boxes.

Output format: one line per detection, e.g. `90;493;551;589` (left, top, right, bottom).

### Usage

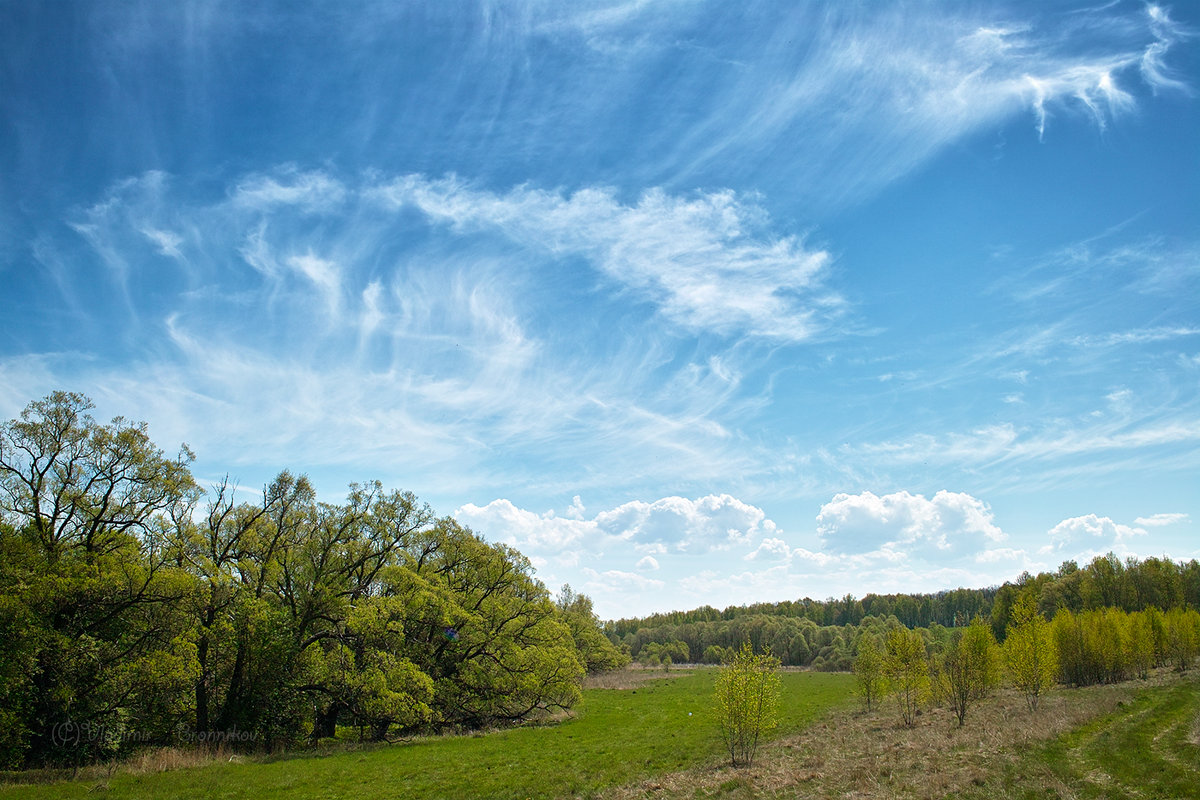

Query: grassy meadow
0;669;853;800
4;667;1198;800
604;669;1200;800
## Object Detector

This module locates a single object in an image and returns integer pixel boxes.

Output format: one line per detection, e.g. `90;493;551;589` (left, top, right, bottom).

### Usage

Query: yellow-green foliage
1165;607;1200;671
1004;594;1057;711
714;643;780;767
1124;609;1153;679
1053;606;1190;687
852;633;886;712
944;617;1000;726
0;392;602;769
884;627;928;726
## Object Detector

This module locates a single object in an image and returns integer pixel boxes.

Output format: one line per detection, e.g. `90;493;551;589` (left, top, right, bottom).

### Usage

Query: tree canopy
0;392;623;768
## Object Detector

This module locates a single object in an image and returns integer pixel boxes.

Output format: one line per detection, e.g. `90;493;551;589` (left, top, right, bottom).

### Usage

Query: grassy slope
600;670;1200;800
0;670;854;800
971;677;1200;800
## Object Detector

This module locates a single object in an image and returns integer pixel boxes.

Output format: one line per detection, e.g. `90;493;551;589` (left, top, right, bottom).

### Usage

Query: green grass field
0;669;855;800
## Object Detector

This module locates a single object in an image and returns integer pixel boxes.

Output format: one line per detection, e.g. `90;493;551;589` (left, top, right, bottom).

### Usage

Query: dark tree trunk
312;701;341;741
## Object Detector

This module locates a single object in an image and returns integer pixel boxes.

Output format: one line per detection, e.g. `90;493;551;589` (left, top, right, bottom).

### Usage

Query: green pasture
0;670;855;800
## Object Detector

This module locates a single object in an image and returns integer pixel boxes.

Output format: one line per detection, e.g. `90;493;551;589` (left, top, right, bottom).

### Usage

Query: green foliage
943;617;1000;726
883;627;928;726
637;640;689;667
851;633;886;712
556;585;630;674
1004;594;1057;711
0;392;604;768
714;643;780;767
1165;607;1200;672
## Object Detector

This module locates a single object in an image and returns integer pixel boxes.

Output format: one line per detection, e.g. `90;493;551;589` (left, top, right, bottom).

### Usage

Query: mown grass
970;675;1200;799
0;669;854;800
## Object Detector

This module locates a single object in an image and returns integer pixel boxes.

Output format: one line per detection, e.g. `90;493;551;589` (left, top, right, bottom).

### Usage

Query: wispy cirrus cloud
846;417;1200;477
1069;327;1200;348
230;168;349;213
1134;512;1190;527
10;168;806;500
643;2;1192;201
371;176;838;341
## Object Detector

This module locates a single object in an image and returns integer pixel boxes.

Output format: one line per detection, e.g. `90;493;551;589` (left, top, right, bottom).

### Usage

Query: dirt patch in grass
603;671;1193;800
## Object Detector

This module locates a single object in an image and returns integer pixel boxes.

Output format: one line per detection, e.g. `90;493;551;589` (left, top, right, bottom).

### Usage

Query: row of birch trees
854;595;1200;728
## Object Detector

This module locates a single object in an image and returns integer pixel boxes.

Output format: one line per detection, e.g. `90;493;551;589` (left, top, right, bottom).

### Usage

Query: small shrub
714;643;780;767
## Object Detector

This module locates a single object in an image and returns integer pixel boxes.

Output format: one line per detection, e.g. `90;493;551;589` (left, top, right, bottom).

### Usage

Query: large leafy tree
556;584;629;674
401;519;584;728
0;392;610;768
0;392;200;765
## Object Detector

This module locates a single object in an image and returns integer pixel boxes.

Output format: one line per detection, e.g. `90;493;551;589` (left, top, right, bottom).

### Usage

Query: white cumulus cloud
455;499;595;551
1046;514;1146;551
816;490;1004;557
744;537;793;562
456;493;778;559
636;555;660;571
595;494;777;554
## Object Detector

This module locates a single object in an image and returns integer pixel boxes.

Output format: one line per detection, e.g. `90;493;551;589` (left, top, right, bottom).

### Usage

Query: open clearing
0;670;852;800
3;669;1198;800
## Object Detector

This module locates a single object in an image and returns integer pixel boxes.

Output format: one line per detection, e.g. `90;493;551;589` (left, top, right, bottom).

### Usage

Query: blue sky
2;0;1197;619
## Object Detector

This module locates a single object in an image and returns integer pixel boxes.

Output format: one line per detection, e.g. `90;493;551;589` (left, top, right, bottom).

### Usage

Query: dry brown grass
121;743;239;774
0;744;239;787
584;666;694;690
601;671;1191;800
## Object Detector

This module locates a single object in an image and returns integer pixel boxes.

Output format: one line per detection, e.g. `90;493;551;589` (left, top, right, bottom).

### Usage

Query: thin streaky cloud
371;176;837;341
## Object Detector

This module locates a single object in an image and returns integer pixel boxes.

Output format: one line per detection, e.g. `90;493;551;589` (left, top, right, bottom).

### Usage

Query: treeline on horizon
0;393;627;770
605;553;1200;671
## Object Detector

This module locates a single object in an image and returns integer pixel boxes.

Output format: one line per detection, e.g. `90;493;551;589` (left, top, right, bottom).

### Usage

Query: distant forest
605;554;1200;670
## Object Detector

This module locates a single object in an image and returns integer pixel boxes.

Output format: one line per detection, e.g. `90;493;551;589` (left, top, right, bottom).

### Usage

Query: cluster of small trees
1053;605;1200;686
635;640;689;668
616;613;854;670
854;618;1002;728
0;393;625;769
853;593;1200;727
